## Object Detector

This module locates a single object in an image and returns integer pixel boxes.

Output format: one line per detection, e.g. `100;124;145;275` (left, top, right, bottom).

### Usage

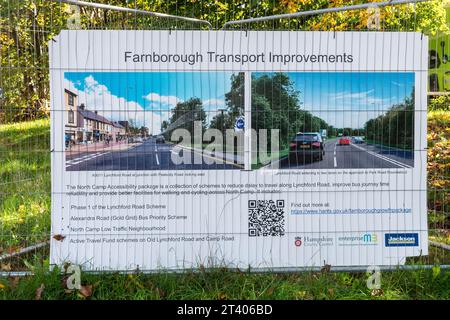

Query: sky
253;72;415;129
64;72;234;134
64;71;415;134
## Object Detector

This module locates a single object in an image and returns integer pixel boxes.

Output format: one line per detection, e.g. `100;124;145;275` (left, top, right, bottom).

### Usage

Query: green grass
252;148;290;170
1;265;449;300
1;118;450;300
364;139;413;151
0;119;50;248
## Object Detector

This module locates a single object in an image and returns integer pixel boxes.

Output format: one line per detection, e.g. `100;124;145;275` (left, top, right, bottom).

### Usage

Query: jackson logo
385;233;419;247
294;237;302;247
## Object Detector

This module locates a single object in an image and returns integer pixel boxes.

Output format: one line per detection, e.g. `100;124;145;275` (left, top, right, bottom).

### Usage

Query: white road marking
350;143;412;168
333;143;337;167
66;151;110;168
154;145;160;165
174;144;242;168
68;152;102;162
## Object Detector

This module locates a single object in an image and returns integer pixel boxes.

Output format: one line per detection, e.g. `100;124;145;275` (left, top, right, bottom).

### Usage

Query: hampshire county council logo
385;233;419;247
294;235;333;247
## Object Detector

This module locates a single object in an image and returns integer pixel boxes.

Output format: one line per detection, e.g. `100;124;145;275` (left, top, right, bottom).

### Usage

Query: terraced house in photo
64;89;126;148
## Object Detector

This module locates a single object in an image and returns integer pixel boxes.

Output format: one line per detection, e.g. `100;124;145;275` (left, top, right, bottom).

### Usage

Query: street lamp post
217;108;226;135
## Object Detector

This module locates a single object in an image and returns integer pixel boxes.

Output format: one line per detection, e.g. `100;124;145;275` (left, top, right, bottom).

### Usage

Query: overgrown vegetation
427;109;450;244
1;265;449;300
1;0;448;123
0;119;50;249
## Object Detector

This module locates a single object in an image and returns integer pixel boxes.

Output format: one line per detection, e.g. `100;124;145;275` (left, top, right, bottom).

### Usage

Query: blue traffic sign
235;117;245;130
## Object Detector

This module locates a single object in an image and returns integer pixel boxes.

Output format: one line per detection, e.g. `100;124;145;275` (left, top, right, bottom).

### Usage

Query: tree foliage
167;97;206;142
280;0;448;34
427;109;449;222
251;72;332;149
210;72;245;131
364;89;415;150
0;0;448;122
0;0;67;121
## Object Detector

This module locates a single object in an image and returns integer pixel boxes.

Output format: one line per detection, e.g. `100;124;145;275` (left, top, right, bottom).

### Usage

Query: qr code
248;200;285;237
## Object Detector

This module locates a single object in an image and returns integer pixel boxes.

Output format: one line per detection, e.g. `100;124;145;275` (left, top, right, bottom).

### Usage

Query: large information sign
50;31;428;271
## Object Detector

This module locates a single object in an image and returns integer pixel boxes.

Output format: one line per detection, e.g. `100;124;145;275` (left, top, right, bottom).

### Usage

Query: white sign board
50;31;428;271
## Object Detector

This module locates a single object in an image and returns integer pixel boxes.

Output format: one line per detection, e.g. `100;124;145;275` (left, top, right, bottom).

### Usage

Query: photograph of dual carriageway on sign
63;72;244;171
251;72;415;170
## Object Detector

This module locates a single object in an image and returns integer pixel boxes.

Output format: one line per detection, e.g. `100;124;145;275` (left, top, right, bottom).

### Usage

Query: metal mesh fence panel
0;0;448;275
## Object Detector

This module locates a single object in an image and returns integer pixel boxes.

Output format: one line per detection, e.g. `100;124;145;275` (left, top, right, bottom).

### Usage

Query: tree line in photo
364;90;415;150
159;71;414;153
160;73;244;146
251;73;332;151
127;119;150;137
250;72;415;153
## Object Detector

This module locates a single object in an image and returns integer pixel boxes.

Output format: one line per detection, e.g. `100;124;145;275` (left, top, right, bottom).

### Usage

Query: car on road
338;137;350;145
155;135;165;144
351;136;364;144
289;132;325;162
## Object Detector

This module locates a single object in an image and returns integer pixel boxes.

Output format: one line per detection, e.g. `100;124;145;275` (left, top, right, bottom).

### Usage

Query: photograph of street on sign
63;71;244;171
251;72;415;169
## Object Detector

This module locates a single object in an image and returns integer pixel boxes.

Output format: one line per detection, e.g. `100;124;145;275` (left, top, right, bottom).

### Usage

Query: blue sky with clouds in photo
253;72;415;129
65;72;233;110
64;72;234;134
64;71;414;133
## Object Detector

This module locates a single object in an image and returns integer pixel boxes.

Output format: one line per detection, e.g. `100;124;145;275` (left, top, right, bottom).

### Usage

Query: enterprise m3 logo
385;233;419;247
362;233;377;243
337;233;378;246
